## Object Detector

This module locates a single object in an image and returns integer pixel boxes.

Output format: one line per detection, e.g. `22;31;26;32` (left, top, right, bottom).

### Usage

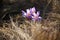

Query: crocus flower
32;11;42;21
22;9;32;19
22;7;42;21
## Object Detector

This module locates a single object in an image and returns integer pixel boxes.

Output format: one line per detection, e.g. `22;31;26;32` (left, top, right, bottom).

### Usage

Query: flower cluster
22;7;42;21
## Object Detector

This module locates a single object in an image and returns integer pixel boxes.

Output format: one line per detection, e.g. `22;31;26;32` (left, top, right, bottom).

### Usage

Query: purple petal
26;9;30;13
30;8;32;13
31;7;36;12
39;17;42;19
22;10;26;14
39;17;42;20
22;10;26;17
33;12;38;16
37;11;40;16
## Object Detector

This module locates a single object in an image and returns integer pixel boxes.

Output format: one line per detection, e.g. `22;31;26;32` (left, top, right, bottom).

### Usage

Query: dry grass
0;13;60;40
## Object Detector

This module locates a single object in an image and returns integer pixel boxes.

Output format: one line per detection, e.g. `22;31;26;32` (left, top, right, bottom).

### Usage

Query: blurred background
0;0;59;20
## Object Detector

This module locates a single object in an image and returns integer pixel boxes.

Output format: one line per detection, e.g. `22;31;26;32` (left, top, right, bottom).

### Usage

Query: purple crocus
22;7;42;21
32;11;42;21
22;9;32;19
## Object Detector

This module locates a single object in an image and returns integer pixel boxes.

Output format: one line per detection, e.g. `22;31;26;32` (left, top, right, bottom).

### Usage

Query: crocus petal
37;11;40;16
31;16;34;19
39;17;42;20
30;8;32;13
26;9;30;13
31;7;36;13
32;13;37;16
22;10;26;17
39;17;42;19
